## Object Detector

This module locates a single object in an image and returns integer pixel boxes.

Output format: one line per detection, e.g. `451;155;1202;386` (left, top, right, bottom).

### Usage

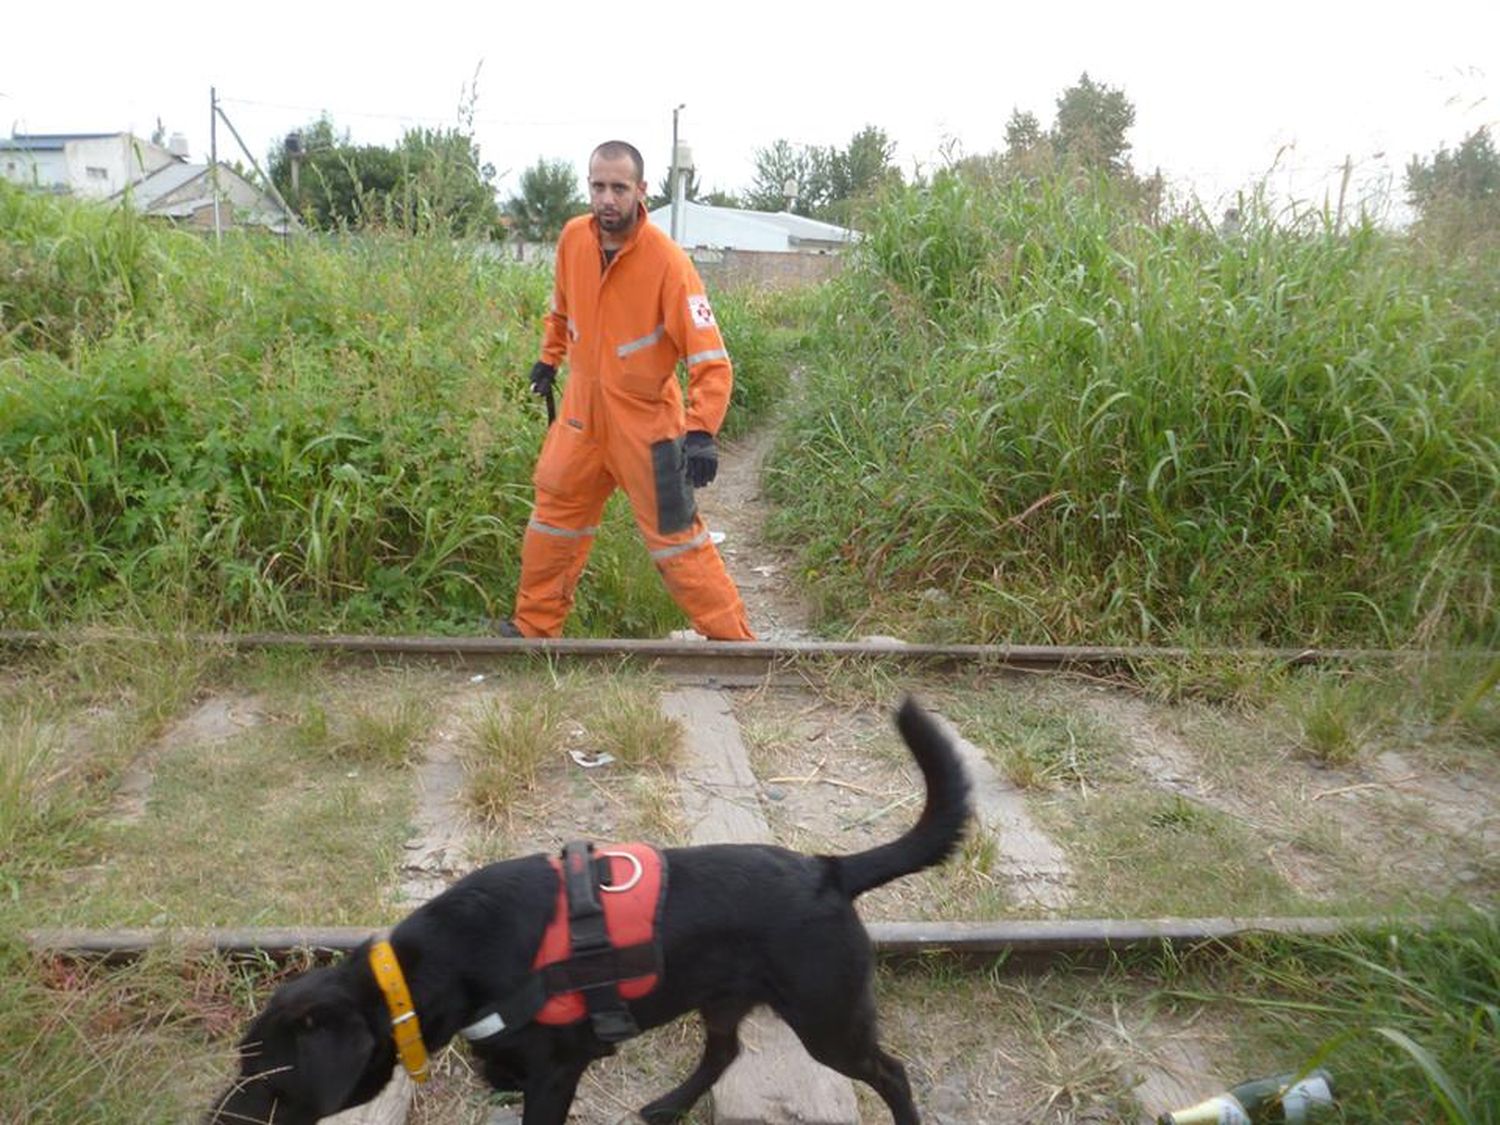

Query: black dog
207;697;970;1124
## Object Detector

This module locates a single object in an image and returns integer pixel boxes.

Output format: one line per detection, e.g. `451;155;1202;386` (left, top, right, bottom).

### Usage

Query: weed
622;772;685;844
1293;682;1367;766
1162;910;1499;1122
463;690;565;822
587;681;683;769
289;693;433;767
950;682;1118;791
1048;792;1298;917
0;709;69;863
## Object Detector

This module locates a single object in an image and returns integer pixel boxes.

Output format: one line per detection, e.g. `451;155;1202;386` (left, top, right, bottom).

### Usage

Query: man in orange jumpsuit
498;140;754;641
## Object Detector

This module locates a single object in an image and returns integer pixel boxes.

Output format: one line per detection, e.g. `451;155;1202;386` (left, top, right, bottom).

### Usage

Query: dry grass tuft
462;691;566;824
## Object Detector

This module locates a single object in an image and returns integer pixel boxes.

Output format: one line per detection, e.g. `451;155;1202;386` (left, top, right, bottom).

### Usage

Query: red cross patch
687;294;716;329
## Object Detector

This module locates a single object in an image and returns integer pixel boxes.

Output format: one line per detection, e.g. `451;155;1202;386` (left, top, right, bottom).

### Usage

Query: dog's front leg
519;1058;589;1125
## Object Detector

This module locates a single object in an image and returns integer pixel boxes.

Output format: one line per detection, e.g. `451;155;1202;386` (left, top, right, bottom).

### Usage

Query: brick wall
687;247;846;290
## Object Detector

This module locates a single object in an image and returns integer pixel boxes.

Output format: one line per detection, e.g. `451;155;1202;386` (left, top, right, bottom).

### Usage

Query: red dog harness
461;841;667;1044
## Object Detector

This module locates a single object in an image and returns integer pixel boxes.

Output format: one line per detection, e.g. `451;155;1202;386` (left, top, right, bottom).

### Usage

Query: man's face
589;153;646;237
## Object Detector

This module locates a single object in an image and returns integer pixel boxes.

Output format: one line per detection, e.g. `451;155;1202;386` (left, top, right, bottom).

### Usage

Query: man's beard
596;205;636;234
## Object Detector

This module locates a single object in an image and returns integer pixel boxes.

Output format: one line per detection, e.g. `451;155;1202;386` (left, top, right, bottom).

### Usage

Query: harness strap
562;841;640;1042
539;940;660;992
459;973;547;1043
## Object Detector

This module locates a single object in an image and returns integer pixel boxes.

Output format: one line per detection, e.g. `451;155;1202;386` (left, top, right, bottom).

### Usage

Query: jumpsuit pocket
615;363;669;402
651;437;697;536
533;419;576;497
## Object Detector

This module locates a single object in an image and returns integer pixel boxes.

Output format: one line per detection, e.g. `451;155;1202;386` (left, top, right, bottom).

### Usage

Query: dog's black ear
291;1005;379;1116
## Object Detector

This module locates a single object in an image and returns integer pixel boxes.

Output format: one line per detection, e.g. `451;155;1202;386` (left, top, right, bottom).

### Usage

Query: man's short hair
591;141;645;183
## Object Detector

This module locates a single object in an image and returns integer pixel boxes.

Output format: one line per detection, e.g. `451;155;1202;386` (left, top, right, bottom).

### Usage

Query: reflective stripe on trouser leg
607;430;753;642
650;528;754;641
516;423;612;638
514;519;597;637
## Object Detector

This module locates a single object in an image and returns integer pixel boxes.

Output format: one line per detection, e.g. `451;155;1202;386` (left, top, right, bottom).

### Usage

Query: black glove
683;430;718;488
528;361;556;397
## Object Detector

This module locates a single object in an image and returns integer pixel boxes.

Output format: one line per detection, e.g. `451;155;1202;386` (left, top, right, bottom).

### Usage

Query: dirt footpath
694;425;814;642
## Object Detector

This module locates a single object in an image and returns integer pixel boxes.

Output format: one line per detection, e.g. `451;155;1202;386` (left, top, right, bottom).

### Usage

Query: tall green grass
768;171;1499;647
0;184;790;634
1163;910;1499;1123
0;177;167;355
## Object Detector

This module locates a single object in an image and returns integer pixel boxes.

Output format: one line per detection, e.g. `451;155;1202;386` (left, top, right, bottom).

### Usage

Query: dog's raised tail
832;697;972;899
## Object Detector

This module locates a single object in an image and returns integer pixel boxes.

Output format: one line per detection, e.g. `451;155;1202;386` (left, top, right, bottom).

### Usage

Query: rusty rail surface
0;628;1437;680
26;915;1399;965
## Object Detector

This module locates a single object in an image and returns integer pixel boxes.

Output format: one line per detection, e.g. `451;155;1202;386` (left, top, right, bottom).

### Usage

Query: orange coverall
511;206;754;640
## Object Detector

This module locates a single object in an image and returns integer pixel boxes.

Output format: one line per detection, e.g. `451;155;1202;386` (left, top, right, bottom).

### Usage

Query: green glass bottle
1156;1068;1336;1124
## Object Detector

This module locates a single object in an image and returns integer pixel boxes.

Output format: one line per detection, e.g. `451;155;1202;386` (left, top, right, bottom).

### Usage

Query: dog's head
205;961;394;1125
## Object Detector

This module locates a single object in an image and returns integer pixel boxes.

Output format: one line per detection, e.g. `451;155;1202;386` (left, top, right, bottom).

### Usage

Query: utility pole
670;103;686;243
213;100;297;232
205;89;299;240
210;87;222;245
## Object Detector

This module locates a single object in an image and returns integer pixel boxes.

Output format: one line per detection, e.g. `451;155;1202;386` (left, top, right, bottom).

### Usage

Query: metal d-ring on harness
598;848;644;893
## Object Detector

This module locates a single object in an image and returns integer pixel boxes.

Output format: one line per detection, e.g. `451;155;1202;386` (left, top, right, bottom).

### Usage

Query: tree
1406;127;1500;216
504;158;586;243
1405;127;1500;248
1004;110;1043;161
647;168;741;211
647;167;701;211
825;125;901;223
395;127;503;237
745;139;814;213
700;188;743;208
269;115;501;236
1050;72;1135;174
744;127;901;222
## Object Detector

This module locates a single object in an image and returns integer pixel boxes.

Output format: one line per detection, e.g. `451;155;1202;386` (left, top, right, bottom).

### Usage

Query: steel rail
25;916;1398;965
0;629;1447;679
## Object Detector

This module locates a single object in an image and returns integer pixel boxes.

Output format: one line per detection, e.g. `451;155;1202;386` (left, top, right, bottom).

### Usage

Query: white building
2;130;294;233
1;132;186;199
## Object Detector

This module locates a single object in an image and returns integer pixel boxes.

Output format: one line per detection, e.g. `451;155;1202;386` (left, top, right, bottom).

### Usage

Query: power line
216;95;654;132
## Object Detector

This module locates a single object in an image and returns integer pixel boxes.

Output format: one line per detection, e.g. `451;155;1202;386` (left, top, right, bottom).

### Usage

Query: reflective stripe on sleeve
685;348;728;367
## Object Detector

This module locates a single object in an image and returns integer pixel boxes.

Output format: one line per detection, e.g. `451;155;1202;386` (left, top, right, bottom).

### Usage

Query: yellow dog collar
368;939;429;1084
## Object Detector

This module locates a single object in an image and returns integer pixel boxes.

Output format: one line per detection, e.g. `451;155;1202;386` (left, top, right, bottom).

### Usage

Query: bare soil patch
109;692;267;824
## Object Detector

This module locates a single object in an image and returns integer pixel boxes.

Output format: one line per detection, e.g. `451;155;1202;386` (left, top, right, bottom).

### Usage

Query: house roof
1;133;124;151
646;201;856;252
111;161;296;232
751;210;861;244
118;161;207;208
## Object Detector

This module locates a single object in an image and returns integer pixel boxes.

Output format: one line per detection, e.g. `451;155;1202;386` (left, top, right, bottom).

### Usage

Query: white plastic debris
568;749;616;769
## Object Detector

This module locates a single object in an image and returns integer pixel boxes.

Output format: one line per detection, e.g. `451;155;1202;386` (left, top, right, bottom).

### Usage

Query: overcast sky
5;1;1496;221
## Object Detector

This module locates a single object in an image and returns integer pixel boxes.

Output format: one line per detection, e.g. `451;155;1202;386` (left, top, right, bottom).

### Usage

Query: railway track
0;627;1429;677
25;913;1377;963
7;630;1487;1123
